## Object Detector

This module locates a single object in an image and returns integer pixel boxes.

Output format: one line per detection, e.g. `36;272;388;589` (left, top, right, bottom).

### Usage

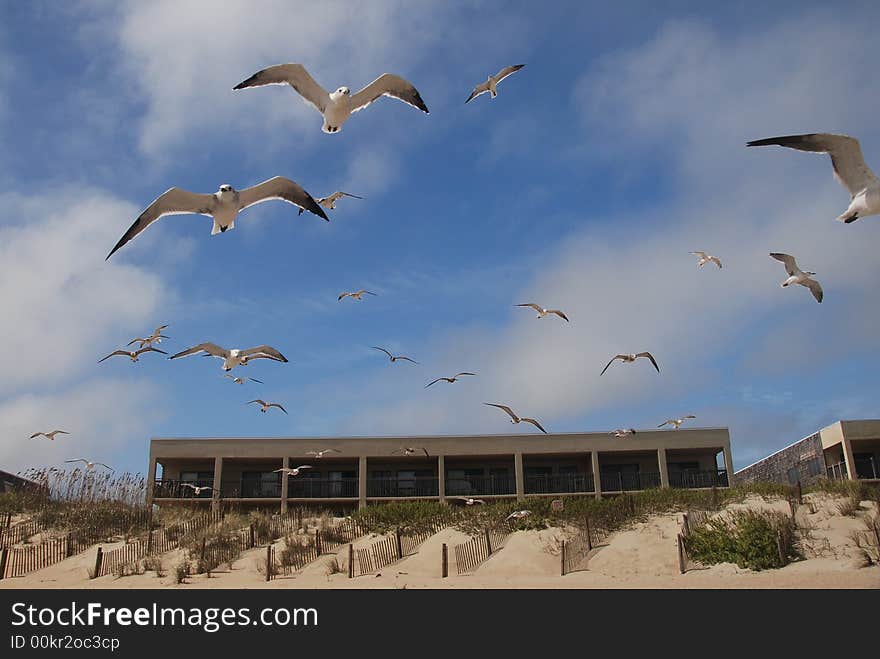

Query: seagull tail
211;219;223;235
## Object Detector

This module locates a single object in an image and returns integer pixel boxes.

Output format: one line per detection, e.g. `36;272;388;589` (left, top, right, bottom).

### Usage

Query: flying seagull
610;428;637;438
98;346;167;363
299;191;363;215
372;346;418;364
233;63;429;134
224;374;263;385
273;465;312;476
247;399;288;414
425;372;476;388
747;133;880;223
484;403;547;434
505;510;531;521
306;449;342;458
600;352;660;376
169;342;288;371
465;64;525;104
392;447;430;457
339;290;377;301
516;303;569;322
456;497;486;506
29;430;69;441
127;334;170;349
658;415;696;430
690;251;722;269
181;483;214;496
769;253;823;303
64;459;112;471
106;178;328;260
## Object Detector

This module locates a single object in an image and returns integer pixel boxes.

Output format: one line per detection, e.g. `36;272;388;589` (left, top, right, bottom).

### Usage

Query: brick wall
734;433;825;486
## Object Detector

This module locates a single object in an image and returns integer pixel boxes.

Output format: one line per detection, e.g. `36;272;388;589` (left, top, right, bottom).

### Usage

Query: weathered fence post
92;546;103;579
348;544;354;579
711;485;719;510
441;543;448;578
249;523;255;549
776;530;786;567
585;517;593;552
682;512;690;537
796;480;803;505
315;531;322;556
0;548;8;580
485;528;492;555
265;545;273;582
395;527;403;559
199;537;207;566
677;534;686;574
560;539;566;576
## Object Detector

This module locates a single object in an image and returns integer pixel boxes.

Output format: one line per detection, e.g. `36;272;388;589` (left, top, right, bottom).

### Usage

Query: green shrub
684;510;797;570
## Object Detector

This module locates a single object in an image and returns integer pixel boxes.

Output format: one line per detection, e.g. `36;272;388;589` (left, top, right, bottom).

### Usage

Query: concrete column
280;456;289;515
658;447;669;488
146;456;158;508
722;447;735;486
592;451;602;499
358;456;368;509
841;437;857;481
437;455;446;504
211;457;223;513
514;453;524;501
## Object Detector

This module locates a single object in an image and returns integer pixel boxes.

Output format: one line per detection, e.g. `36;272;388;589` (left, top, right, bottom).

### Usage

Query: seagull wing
135;346;167;356
240;345;288;362
600;355;625;376
465;80;490;104
805;277;824;303
29;432;44;439
237;176;328;221
336;191;363;200
247;399;267;406
769;253;800;276
358;290;377;296
484;403;519;422
98;350;131;363
691;251;708;259
64;459;87;465
684;415;696;419
454;372;476;378
95;463;113;471
127;338;146;346
517;303;543;313
295;465;312;470
233;63;330;114
521;417;547;434
350;73;429;114
636;352;660;373
658;420;672;428
371;346;394;359
424;378;443;388
269;403;288;414
169;342;228;360
747;133;879;197
106;188;216;260
247;378;264;384
494;64;525;83
396;356;419;364
547;310;569;322
709;257;722;268
181;482;196;490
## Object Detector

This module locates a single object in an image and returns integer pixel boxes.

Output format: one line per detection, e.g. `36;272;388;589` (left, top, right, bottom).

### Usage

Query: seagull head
218;184;234;193
337;86;351;95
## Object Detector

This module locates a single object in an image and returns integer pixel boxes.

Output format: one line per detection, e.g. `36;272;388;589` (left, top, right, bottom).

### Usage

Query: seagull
769;253;824;303
516;303;569;322
169;342;288;371
233;63;429;134
181;483;214;495
273;465;312;476
658;415;696;430
610;428;637;438
64;459;112;471
29;430;69;441
247;399;288;414
371;346;418;364
98;346;167;363
425;372;476;388
392;447;429;457
465;65;525;104
483;403;547;434
600;352;660;376
339;290;377;301
299;191;363;215
690;251;722;269
456;497;486;506
127;334;170;349
305;449;342;458
747;133;880;223
224;374;263;385
106;178;328;259
505;510;531;521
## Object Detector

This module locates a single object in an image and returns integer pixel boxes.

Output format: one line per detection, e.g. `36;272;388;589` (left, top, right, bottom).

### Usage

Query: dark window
805;458;822;477
786;466;800;485
670;462;700;472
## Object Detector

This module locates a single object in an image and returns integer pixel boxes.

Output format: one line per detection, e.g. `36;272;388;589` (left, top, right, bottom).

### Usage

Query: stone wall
734;433;825;486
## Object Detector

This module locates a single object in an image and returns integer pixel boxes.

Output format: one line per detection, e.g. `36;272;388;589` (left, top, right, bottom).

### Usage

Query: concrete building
734;419;880;487
147;427;733;512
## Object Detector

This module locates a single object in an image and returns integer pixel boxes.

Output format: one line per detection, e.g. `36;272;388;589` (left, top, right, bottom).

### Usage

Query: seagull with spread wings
106;178;328;259
247;399;288;415
306;449;342;458
506;510;531;521
30;430;69;441
456;497;486;506
169;342;288;371
181;483;214;496
425;372;476;388
224;374;263;385
610;428;637;438
98;346;167;363
392;447;430;457
769;253;824;303
690;251;722;269
516;303;569;322
484;403;547;434
339;290;377;301
273;465;312;477
299;191;363;215
600;352;660;376
129;324;170;349
465;64;525;104
747;133;880;223
658;415;696;430
64;459;112;471
372;346;418;364
233;63;429;134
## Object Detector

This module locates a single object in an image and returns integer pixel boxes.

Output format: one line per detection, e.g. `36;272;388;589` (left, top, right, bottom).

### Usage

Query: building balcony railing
669;469;729;489
826;462;848;481
288;478;358;499
524;473;595;495
600;472;661;492
367;477;438;498
446;474;516;496
153;479;214;499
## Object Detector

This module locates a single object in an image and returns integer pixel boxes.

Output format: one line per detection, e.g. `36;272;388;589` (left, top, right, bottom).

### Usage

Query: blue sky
2;0;880;475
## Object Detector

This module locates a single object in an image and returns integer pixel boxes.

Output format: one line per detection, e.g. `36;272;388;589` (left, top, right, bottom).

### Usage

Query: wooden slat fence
353;534;398;576
0;518;44;549
678;509;712;573
454;527;511;575
1;535;68;578
274;518;367;577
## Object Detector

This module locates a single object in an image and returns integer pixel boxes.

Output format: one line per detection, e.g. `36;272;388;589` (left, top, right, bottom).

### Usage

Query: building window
805;458;822;477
